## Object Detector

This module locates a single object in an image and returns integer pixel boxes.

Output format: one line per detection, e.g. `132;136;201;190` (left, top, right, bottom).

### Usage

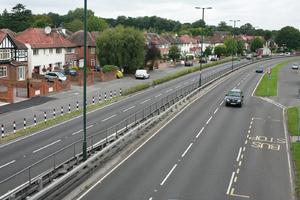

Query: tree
145;42;161;70
88;16;108;32
204;46;212;56
240;23;255;35
224;37;237;56
251;37;264;52
65;19;84;32
217;21;231;32
97;26;145;73
214;45;227;58
168;45;181;62
32;15;52;28
275;26;300;50
192;19;205;28
237;40;245;55
9;4;32;32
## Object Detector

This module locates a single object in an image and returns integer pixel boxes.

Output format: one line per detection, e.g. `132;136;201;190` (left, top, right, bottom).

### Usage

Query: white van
135;69;150;79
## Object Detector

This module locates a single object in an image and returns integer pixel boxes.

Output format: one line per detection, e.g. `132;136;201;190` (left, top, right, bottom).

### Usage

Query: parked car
45;72;67;82
135;69;150;79
246;54;252;60
63;68;77;76
225;89;244;107
184;60;193;66
292;63;299;70
255;66;264;73
116;70;124;78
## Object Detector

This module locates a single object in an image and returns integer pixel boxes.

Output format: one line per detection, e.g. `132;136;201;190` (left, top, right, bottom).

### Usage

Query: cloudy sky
0;0;299;30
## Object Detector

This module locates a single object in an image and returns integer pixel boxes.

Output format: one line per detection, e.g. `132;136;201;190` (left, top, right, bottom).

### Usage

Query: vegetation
96;26;145;73
255;60;293;97
276;26;300;51
214;45;227;58
145;42;161;70
122;83;151;96
287;107;299;136
250;37;264;52
102;65;118;73
224;37;237;56
168;45;181;62
292;142;300;198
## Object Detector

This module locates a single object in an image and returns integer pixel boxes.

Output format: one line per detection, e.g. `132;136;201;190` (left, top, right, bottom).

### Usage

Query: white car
135;69;150;79
45;72;67;82
292;63;299;70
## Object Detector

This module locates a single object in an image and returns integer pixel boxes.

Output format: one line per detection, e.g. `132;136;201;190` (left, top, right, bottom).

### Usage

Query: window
56;48;62;54
0;49;11;60
17;66;25;81
91;59;95;67
0;66;7;77
33;49;39;55
66;48;73;53
49;49;53;54
43;49;46;55
90;48;96;54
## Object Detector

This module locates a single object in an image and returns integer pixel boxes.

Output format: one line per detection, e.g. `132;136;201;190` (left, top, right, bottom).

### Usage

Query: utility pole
82;0;87;161
229;19;240;70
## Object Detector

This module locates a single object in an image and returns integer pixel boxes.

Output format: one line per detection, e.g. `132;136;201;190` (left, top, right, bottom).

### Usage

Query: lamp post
195;6;212;87
229;19;240;70
82;0;88;161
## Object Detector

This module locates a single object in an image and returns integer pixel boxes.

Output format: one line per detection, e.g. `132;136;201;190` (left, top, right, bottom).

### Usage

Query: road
0;57;291;196
77;58;293;200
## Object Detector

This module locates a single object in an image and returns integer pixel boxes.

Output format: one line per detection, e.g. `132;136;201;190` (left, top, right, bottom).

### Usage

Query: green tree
204;46;212;56
214;45;227;58
145;42;161;70
88;16;108;32
251;37;264;52
275;26;300;50
224;37;237;56
237;40;245;55
32;15;52;28
97;26;145;73
168;45;181;62
9;4;32;32
65;19;84;32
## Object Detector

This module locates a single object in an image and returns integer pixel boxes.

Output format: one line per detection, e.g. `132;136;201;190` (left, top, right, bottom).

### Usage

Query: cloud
0;0;299;30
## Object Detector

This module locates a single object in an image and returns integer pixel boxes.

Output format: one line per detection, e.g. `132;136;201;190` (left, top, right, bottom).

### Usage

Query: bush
102;65;118;73
123;83;151;95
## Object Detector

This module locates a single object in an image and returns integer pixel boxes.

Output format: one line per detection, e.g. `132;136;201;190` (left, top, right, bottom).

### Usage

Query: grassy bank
288;107;299;136
255;60;292;97
292;142;300;198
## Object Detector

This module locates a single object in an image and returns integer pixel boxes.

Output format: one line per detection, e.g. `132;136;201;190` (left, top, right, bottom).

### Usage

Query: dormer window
0;49;11;61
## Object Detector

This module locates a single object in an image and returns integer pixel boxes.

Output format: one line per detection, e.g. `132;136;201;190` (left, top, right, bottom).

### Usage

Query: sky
0;0;299;30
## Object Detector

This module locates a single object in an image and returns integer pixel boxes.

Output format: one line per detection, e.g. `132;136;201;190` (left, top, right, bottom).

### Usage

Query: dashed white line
175;85;181;89
140;99;151;104
166;89;173;93
236;168;240;174
0;160;16;169
33;139;61;153
220;100;224;106
149;197;153;200
102;114;117;122
248;130;251;134
155;94;162;98
245;140;248;145
234;176;238;183
160;164;177;186
196;127;205;138
214;107;219;114
249;125;252;129
239;161;242;166
241;154;244;159
123;106;136;112
243;147;246;152
226;172;236;195
206;116;213;125
181;143;193;158
72;125;94;136
250;121;253;125
236;147;242;162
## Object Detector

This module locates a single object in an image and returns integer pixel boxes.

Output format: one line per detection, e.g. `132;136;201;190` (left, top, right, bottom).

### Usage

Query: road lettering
249;136;285;151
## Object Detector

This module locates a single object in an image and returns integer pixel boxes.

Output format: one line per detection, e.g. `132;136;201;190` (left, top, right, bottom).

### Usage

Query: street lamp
195;6;212;87
82;0;88;161
229;19;240;70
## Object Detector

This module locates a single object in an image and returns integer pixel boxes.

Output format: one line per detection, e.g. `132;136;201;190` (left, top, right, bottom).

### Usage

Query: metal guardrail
0;55;291;200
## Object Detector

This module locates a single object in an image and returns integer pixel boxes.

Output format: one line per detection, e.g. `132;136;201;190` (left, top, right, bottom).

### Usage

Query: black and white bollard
76;101;79;111
23;118;27;130
92;97;95;105
104;92;107;101
98;94;102;102
34;114;37;126
44;112;47;122
1;124;4;138
53;108;56;119
114;90;116;97
110;91;112;99
61;106;64;116
13;121;16;134
119;88;122;96
68;104;71;113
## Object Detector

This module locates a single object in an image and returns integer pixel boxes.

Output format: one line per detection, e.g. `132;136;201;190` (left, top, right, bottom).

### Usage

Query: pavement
76;58;293;200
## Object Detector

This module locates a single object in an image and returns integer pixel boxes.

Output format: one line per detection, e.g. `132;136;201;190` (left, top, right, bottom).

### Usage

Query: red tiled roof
179;35;197;44
68;30;96;47
0;30;27;49
16;28;76;49
0;31;6;44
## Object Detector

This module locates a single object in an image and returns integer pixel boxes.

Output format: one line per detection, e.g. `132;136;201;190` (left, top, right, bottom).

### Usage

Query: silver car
45;72;67;82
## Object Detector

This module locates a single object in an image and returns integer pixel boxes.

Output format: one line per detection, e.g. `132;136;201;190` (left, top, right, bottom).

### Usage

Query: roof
16;28;76;49
0;30;27;50
68;30;96;47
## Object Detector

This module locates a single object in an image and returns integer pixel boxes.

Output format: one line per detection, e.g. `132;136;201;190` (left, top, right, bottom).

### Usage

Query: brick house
68;30;98;69
15;27;76;78
0;30;29;103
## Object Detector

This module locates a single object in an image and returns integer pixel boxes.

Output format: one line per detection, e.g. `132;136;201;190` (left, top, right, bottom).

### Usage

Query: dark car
225;89;244;107
255;66;264;73
63;68;77;76
184;60;193;66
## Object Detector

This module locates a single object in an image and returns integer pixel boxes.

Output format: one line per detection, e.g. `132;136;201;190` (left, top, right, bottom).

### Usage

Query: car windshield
228;91;241;97
56;72;65;77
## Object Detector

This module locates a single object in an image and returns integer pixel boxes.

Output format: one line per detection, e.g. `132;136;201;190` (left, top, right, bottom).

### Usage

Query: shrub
102;65;118;73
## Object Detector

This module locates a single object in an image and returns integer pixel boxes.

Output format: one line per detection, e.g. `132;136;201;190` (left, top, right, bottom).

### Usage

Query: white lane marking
248;130;251;134
102;114;117;122
226;172;236;195
196;127;205;138
234;176;238;183
160;164;177;186
241;154;244;159
236;168;240;174
220;100;224;106
243;147;246;152
0;160;16;169
155;94;162;98
140;99;151;104
166;89;173;93
247;134;250;138
181;143;193;158
252;72;264;96
245;140;248;145
33;139;61;153
206;116;213;125
236;147;242;162
149;198;153;200
239;161;242;166
123;106;136;112
175;85;181;89
249;125;252;129
250;121;253;125
230;188;250;198
214;107;219;114
72;125;94;136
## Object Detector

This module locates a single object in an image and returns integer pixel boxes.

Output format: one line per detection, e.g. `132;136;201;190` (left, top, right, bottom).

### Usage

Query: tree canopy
251;37;264;52
275;26;300;50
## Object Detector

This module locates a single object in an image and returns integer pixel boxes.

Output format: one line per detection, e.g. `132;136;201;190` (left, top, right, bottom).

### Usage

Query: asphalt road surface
0;57;292;197
77;58;293;200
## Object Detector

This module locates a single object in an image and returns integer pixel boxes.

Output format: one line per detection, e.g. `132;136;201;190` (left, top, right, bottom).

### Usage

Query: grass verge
292;142;300;198
288;107;299;136
255;60;293;97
